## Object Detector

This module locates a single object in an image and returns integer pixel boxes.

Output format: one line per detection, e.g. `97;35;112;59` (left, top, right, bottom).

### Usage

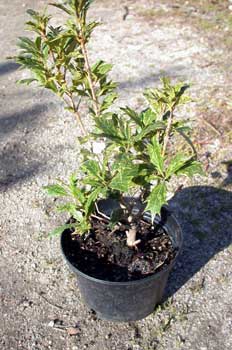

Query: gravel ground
0;1;232;349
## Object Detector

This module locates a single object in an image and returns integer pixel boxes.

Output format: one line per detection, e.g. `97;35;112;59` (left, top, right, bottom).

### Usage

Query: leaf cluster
15;1;116;118
44;77;203;236
15;1;203;238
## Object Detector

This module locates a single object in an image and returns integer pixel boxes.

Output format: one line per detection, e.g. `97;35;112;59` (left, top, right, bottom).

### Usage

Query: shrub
15;0;203;247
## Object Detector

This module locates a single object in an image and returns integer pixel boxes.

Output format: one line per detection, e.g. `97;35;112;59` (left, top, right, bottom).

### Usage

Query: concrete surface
0;1;232;349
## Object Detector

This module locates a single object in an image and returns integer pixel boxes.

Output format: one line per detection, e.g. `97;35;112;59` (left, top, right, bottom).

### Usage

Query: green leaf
56;202;76;212
92;60;113;76
166;153;190;178
145;182;167;215
43;184;68;197
98;80;117;96
94;115;123;143
17;37;39;56
74;217;91;235
49;3;72;15
56;203;83;221
15;55;45;72
100;92;118;112
110;164;140;192
26;9;39;17
176;161;204;177
121;106;143;127
72;69;85;84
141;108;157;126
84;21;101;38
147;137;164;176
82;159;102;179
85;187;102;217
16;78;37;85
98;62;113;75
77;136;90;144
45;79;58;93
49;223;76;237
110;171;132;192
25;20;39;33
80;148;92;161
82;177;102;187
135;122;165;141
35;36;42;50
72;88;88;97
69;175;85;204
64;106;75;113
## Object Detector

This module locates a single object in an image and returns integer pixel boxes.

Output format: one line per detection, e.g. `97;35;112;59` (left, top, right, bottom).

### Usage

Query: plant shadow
0;61;20;76
164;185;232;299
119;64;186;91
221;161;232;188
0;104;49;190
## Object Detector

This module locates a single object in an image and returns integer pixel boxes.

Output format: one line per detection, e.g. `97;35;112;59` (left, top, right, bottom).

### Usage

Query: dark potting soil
63;218;177;282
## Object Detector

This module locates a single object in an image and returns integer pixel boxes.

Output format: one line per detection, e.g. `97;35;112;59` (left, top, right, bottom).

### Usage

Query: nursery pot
61;201;183;322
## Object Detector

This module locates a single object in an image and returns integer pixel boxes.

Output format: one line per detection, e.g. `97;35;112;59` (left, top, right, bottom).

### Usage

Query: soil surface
63;218;176;281
1;1;232;350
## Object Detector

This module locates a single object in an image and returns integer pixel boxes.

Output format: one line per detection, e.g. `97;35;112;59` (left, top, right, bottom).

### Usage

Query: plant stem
120;197;142;248
80;37;99;116
162;108;174;157
95;202;111;220
91;213;109;223
126;225;141;248
42;30;87;136
68;92;103;165
74;110;87;135
68;93;87;136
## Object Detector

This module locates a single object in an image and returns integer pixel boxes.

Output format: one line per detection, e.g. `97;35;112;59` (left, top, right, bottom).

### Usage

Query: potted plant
15;0;203;321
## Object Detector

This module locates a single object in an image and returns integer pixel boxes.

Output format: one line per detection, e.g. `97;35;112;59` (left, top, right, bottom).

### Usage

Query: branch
80;37;99;116
95;202;111;220
91;213;109;223
162;108;174;157
42;30;87;136
69;93;87;136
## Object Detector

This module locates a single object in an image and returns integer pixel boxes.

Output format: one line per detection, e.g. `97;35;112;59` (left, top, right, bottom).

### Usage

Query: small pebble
48;320;55;328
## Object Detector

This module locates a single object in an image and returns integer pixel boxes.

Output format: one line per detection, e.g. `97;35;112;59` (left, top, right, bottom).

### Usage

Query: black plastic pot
61;202;183;322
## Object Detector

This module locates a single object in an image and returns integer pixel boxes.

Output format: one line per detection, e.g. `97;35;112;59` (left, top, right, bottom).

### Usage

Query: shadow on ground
0;144;44;190
0;104;49;190
221;161;232;188
165;185;232;299
119;64;187;90
0;104;48;136
0;61;20;76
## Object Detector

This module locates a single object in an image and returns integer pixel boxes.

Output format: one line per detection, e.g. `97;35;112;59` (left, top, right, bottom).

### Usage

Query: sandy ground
0;1;232;349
